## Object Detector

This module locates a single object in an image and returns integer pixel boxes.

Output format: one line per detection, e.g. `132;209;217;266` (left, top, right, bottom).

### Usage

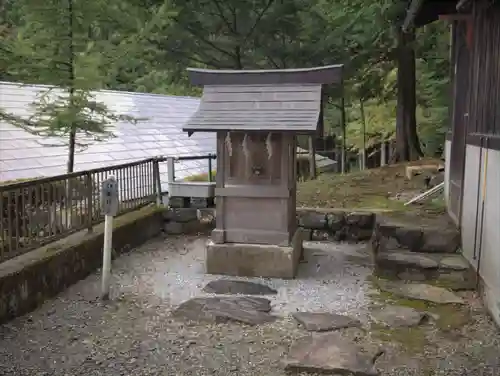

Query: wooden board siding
465;0;500;150
212;131;297;246
183;84;321;133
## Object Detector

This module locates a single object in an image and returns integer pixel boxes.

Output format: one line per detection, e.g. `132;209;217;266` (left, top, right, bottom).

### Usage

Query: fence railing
0;158;159;263
161;154;217;184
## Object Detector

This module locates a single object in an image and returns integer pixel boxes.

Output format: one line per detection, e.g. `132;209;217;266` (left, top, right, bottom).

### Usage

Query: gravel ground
0;235;499;376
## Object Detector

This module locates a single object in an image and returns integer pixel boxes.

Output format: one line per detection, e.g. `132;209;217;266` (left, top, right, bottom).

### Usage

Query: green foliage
1;0;142;169
183;171;217;182
1;0;453;158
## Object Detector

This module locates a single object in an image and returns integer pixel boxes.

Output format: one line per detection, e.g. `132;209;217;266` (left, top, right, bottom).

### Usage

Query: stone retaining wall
162;207;376;242
0;206;163;324
163;208;215;235
297;209;375;242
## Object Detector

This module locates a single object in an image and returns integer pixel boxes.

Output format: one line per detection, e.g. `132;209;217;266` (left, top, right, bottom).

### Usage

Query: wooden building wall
465;0;500;148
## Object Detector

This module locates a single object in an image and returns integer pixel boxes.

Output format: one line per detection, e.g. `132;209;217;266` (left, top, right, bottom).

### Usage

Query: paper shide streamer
225;132;233;157
266;132;273;160
242;133;250;161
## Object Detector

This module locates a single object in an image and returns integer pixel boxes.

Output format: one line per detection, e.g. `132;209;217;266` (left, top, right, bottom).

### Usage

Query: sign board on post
100;176;118;300
101;177;119;216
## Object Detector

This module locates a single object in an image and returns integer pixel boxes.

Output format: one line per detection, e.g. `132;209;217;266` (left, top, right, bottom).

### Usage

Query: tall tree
1;0;139;172
395;26;423;161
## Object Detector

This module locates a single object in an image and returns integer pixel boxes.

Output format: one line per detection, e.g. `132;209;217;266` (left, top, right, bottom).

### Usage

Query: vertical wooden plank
381;142;387;166
215;132;226;242
340;95;347;174
308;135;317;179
291;135;298;235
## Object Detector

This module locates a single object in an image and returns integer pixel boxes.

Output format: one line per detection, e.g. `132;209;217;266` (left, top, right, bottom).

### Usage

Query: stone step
372;217;461;254
374;250;476;290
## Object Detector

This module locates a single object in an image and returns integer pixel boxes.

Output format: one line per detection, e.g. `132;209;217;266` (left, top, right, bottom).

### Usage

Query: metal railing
160;154;217;184
0;158;159;262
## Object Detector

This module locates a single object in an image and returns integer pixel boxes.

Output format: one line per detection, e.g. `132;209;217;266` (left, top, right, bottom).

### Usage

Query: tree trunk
395;27;423;162
340;95;347;173
67;128;76;173
66;0;76;173
360;99;367;170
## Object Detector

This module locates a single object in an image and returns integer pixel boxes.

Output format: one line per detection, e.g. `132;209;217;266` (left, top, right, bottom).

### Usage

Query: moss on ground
183;171;216;182
369;275;472;333
296;159;447;220
371;324;429;354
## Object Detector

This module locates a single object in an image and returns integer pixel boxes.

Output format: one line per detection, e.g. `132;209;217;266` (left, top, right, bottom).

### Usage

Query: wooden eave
183;65;344;135
187;65;344;86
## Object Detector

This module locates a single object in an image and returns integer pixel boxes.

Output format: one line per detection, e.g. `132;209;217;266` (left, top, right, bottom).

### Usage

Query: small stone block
420;230;460;253
169;196;189;208
164;221;184;234
163;208;198;223
346;212;375;229
311;230;330;241
298;212;328;230
326;213;345;231
190;197;215;208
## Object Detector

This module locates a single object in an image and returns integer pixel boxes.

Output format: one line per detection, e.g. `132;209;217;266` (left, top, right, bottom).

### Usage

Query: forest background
0;0;451;171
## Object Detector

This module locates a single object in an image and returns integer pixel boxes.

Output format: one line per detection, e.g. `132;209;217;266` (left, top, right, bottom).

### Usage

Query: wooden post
208;155;214;182
85;171;93;232
153;158;162;206
167;157;175;183
308;136;317;180
381;141;387;166
360;100;367;170
340;95;347;174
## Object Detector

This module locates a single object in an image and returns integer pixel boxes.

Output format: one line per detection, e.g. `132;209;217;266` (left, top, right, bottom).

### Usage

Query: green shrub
183;170;217;182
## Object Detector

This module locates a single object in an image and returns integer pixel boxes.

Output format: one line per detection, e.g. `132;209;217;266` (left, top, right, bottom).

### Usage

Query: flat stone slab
377;281;465;305
293;312;362;332
371;306;428;327
439;256;470;271
173;296;276;325
379;251;439;269
283;333;380;376
203;280;277;295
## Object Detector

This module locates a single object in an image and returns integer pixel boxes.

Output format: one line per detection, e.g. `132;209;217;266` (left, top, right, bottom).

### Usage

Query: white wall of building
460;144;500;326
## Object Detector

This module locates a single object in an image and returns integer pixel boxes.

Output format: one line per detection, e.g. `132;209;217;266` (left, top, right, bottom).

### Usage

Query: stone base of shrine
205;231;304;279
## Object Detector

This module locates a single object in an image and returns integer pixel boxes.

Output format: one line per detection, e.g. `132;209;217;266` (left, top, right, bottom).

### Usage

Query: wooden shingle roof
183;65;343;134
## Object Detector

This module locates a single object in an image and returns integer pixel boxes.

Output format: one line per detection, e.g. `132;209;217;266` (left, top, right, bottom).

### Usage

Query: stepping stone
203;280;277;295
377;281;465;305
439;256;470;271
379;251;439;269
293;312;362;332
283;333;381;376
173;296;276;325
371;306;428;327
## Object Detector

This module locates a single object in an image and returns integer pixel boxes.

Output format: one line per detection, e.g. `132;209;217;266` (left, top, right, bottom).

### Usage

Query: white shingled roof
0;82;215;190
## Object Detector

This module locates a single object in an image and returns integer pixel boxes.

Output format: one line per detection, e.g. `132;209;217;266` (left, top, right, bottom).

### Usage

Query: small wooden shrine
183;65;343;278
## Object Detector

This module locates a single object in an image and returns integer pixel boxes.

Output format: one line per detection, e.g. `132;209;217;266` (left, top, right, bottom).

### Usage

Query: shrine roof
183;65;343;134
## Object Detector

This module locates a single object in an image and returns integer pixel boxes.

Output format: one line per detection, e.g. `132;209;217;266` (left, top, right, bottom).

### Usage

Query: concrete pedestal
206;230;304;279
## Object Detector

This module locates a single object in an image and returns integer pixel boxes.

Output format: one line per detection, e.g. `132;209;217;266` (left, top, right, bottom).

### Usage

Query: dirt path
0;235;498;375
